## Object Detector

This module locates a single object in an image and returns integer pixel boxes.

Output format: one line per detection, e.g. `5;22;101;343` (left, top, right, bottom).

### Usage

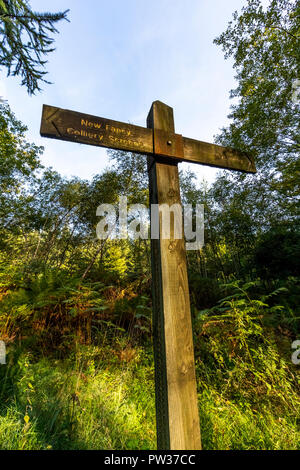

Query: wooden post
41;99;255;450
147;101;201;450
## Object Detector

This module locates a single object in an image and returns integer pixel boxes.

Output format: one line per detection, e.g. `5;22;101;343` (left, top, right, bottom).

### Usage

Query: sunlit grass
0;338;299;450
0;345;156;450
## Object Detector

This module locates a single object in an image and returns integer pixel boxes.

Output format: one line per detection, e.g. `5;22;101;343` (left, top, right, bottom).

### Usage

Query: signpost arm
147;101;202;450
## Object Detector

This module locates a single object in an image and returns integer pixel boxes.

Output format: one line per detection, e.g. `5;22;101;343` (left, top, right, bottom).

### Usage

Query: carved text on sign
40;105;153;154
40;104;256;172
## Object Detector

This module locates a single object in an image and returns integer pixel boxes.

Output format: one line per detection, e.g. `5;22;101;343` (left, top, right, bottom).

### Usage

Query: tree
0;102;42;231
208;0;300;275
253;225;300;279
0;0;69;94
214;0;299;167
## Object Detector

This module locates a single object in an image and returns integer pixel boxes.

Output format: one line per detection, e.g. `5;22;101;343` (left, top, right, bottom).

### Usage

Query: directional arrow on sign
40;104;256;173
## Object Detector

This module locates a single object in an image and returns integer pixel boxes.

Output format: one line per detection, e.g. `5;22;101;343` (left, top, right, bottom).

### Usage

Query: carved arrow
40;104;256;173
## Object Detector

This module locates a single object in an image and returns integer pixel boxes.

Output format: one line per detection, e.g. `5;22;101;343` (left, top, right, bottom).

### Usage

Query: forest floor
0;335;299;450
0;278;299;450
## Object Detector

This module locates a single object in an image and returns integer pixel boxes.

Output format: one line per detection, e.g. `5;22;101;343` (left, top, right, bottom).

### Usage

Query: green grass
199;390;299;450
0;280;299;450
0;345;156;450
0;339;299;450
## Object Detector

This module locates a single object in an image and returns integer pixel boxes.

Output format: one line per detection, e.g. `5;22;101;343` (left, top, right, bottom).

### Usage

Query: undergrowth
0;276;299;450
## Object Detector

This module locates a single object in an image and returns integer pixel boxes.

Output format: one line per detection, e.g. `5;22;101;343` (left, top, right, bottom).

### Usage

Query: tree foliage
205;0;300;277
0;102;42;231
0;0;69;94
214;0;299;166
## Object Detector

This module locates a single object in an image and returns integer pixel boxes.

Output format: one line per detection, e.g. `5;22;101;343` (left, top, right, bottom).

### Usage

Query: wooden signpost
41;101;256;450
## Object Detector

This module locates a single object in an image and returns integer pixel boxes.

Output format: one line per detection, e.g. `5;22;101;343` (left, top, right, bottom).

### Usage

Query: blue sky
1;0;250;184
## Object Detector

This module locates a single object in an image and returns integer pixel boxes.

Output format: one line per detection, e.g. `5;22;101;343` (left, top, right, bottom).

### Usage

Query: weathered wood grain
40;104;256;173
183;137;256;172
40;104;153;155
147;101;202;450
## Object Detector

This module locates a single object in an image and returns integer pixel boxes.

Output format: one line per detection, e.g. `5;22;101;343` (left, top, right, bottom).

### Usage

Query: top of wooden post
147;101;175;132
